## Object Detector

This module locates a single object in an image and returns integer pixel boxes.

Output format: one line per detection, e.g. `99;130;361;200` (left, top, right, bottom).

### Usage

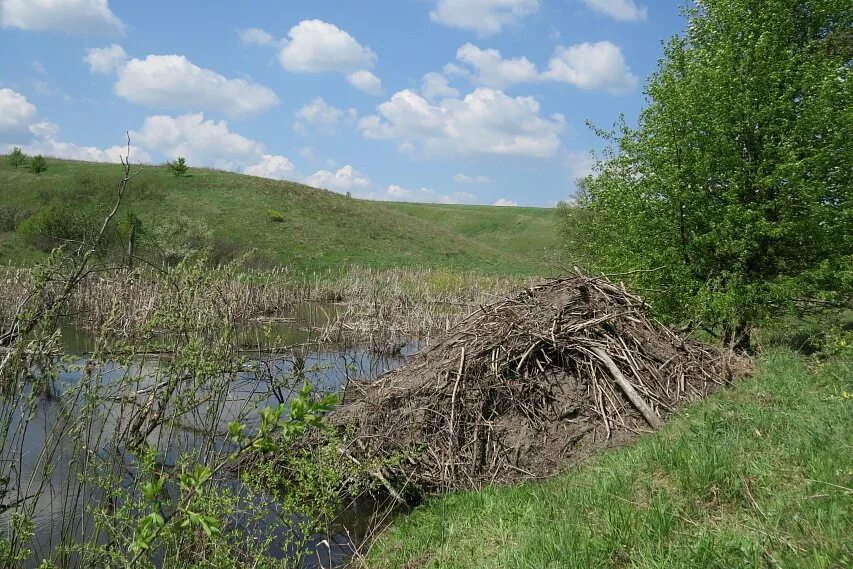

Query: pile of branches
331;275;746;491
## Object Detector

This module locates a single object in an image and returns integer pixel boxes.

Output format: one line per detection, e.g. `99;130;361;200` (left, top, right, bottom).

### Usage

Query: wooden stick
591;347;664;430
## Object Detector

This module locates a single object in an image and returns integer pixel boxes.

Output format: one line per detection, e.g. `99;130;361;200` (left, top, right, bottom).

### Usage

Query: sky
0;0;690;207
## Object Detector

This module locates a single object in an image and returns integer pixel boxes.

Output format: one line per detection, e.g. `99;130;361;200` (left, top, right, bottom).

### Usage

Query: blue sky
1;0;689;207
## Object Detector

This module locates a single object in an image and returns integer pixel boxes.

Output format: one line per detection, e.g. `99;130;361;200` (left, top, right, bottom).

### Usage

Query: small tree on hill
8;147;26;169
29;155;47;176
167;156;188;177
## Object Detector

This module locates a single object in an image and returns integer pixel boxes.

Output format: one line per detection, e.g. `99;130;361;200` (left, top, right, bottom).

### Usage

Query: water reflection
3;302;417;568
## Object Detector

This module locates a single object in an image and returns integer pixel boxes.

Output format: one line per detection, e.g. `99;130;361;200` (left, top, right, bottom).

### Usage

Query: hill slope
0;158;560;274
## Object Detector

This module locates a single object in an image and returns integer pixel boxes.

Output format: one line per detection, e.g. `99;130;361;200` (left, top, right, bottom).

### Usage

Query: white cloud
243;154;295;180
456;43;539;88
0;88;151;162
430;0;539;35
493;198;518;206
0;88;38;140
238;27;277;47
114;54;279;117
582;0;647;22
384;184;475;204
543;41;638;94
84;43;127;74
1;0;124;36
454;173;491;184
347;70;382;96
278;20;376;73
567;150;595;180
303;165;370;193
421;72;459;100
359;87;564;158
131;113;265;170
295;97;345;126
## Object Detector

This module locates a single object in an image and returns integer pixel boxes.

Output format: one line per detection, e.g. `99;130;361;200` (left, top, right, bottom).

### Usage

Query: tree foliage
7;147;26;169
28;154;46;175
564;0;852;344
167;156;188;177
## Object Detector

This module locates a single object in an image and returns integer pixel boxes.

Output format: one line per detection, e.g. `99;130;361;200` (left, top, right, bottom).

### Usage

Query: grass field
0;157;560;274
366;347;852;568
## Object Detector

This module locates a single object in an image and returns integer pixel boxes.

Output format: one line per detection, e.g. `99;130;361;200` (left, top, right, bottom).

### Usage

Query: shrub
28;155;47;175
0;205;31;232
167;157;188;177
151;215;212;265
266;209;285;223
7;147;26;169
17;203;118;251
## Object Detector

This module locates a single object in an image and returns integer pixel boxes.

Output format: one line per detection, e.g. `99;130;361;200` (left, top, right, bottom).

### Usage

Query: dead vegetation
330;275;748;491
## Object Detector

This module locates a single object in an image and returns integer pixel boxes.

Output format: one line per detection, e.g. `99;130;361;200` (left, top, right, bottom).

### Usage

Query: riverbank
365;346;852;568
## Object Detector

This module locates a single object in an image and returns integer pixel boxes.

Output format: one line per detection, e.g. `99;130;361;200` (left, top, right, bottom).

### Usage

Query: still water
1;302;418;568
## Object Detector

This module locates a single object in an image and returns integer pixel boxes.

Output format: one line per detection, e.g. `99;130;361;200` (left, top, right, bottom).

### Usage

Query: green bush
150;215;212;265
7;147;26;169
17;203;116;251
266;209;285;223
167;157;188;177
28;155;47;175
0;205;31;232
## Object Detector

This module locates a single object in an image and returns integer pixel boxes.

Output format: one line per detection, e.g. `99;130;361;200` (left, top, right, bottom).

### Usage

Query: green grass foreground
0;157;559;274
367;349;852;568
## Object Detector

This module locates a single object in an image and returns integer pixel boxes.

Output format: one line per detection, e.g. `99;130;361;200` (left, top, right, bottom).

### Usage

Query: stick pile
332;275;745;490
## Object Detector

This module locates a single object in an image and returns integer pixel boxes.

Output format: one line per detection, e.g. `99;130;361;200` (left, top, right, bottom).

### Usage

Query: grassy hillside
367;347;853;568
0;157;560;274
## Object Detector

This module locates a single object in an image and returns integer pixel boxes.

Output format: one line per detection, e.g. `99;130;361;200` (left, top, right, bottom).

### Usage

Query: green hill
0;157;560;274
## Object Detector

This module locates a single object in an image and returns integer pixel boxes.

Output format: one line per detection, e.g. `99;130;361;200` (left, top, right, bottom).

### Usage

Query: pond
0;302;420;568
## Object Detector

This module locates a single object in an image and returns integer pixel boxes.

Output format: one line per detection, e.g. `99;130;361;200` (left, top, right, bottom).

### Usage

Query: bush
0;205;31;232
151;215;212;265
28;155;47;175
266;209;285;223
17;203;117;251
167;157;188;177
7;147;26;169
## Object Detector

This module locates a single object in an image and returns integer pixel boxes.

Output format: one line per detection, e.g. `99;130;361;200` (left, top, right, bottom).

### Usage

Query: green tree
28;155;47;176
566;0;852;347
7;147;26;169
167;156;188;177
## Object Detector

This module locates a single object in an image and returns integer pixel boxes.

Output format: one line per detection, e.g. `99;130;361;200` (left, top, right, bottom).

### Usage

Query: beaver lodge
329;275;745;493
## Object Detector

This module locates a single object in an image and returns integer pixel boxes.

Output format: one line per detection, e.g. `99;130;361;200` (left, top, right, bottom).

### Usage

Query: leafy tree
28;155;47;175
565;0;852;347
167;156;188;177
7;147;26;168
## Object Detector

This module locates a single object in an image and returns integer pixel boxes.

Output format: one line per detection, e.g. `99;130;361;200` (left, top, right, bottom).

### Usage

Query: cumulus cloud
454;173;491;184
384;184;475;204
238;27;277;47
347;70;382;96
131;113;265;170
493;198;518;206
0;89;149;163
567;150;595;180
421;72;459;100
0;88;38;141
243;154;295;180
582;0;647;22
84;43;127;74
292;97;356;134
278;20;376;73
303;165;370;193
1;0;124;36
430;0;539;35
456;43;539;88
543;41;638;94
113;55;278;118
359;87;564;158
